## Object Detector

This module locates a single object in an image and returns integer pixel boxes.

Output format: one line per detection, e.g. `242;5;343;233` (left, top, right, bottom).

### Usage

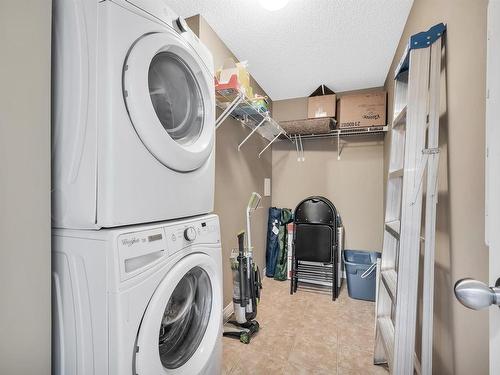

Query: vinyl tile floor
222;277;389;375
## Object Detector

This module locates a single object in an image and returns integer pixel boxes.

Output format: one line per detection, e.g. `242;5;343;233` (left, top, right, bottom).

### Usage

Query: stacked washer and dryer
51;1;222;374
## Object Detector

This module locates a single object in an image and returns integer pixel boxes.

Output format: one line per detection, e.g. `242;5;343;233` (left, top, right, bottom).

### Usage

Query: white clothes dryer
52;0;216;229
52;214;223;375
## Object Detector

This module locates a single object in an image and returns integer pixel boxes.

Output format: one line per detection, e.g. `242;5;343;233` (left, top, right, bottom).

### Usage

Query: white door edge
486;1;500;373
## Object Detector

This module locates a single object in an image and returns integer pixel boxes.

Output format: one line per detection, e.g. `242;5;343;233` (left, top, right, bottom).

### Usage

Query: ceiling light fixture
259;0;289;11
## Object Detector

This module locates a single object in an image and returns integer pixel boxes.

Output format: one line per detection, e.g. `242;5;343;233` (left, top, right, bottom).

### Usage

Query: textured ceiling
167;0;414;100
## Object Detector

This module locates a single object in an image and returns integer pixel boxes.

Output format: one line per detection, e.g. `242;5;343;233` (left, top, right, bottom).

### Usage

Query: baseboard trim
223;302;234;323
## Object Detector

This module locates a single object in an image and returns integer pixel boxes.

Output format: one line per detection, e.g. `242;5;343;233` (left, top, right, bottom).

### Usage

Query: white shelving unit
215;87;387;160
280;118;388;160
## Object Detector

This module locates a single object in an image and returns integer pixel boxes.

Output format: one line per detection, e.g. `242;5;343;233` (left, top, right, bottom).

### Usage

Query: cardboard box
307;85;336;119
337;91;387;128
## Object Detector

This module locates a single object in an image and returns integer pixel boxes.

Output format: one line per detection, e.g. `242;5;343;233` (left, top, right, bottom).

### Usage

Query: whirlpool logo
122;238;140;247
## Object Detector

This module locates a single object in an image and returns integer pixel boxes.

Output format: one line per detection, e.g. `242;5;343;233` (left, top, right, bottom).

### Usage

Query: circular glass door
134;253;222;375
148;52;204;147
123;31;215;172
158;266;212;369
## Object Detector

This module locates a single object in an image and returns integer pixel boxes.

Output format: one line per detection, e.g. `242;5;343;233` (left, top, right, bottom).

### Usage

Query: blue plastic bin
343;250;381;302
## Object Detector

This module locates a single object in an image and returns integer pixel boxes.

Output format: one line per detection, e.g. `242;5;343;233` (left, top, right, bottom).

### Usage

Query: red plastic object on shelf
215;74;240;102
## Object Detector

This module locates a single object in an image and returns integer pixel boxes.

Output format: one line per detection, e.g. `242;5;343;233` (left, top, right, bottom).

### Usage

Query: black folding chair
290;196;341;300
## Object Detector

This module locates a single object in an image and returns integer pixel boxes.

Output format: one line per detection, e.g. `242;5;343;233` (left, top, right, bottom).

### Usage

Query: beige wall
272;94;384;251
384;1;489;373
0;1;52;374
188;16;273;307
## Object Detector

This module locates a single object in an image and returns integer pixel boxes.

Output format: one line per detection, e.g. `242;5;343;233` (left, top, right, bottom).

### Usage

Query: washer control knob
184;227;197;242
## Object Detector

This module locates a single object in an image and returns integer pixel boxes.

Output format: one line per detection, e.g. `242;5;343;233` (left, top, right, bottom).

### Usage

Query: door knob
454;278;500;310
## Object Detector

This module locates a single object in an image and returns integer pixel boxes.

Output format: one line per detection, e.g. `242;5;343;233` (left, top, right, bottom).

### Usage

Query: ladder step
381;269;397;301
385;220;400;239
392;105;407;128
378;317;395;368
389;168;404;179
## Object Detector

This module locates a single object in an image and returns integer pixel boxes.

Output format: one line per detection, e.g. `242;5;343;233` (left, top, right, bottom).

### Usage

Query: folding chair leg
292;259;296;293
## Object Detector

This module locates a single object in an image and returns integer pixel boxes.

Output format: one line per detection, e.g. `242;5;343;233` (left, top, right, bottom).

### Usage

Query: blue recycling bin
343;250;381;302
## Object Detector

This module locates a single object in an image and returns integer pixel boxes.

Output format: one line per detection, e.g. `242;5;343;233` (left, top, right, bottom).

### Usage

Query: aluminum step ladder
373;23;446;375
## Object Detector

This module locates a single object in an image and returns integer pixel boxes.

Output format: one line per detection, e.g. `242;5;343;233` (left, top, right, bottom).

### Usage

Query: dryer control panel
117;216;220;281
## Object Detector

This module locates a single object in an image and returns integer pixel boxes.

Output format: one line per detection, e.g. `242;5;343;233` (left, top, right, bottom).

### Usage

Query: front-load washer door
135;253;222;375
123;31;215;172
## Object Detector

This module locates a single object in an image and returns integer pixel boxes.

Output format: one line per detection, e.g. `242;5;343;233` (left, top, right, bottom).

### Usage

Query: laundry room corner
3;0;497;373
271;92;385;252
187;15;273;309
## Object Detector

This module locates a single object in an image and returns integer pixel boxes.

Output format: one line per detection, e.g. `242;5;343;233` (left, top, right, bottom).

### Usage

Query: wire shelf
297;125;388;140
215;82;387;160
285;124;388;161
215;87;291;156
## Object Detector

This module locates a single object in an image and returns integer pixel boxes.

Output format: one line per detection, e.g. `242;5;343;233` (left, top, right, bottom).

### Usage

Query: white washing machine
52;214;223;375
52;0;216;229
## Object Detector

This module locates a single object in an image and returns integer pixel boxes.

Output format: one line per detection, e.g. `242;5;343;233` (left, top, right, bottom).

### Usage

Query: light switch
264;178;271;197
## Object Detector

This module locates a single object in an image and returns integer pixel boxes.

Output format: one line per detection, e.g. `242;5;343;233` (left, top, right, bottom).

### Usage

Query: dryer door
134;253;222;375
123;31;214;172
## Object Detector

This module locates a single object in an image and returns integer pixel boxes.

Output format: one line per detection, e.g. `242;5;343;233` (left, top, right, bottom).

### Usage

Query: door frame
485;0;500;373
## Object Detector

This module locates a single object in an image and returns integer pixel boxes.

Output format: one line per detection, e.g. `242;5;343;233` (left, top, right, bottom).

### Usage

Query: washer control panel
117;216;220;281
164;217;220;255
117;228;168;281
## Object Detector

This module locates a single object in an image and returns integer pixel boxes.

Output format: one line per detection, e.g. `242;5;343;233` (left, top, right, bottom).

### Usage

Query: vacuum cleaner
223;192;263;344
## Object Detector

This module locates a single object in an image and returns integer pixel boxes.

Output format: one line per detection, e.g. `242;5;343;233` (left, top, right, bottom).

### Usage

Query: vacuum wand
246;192;262;254
237;231;247;307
